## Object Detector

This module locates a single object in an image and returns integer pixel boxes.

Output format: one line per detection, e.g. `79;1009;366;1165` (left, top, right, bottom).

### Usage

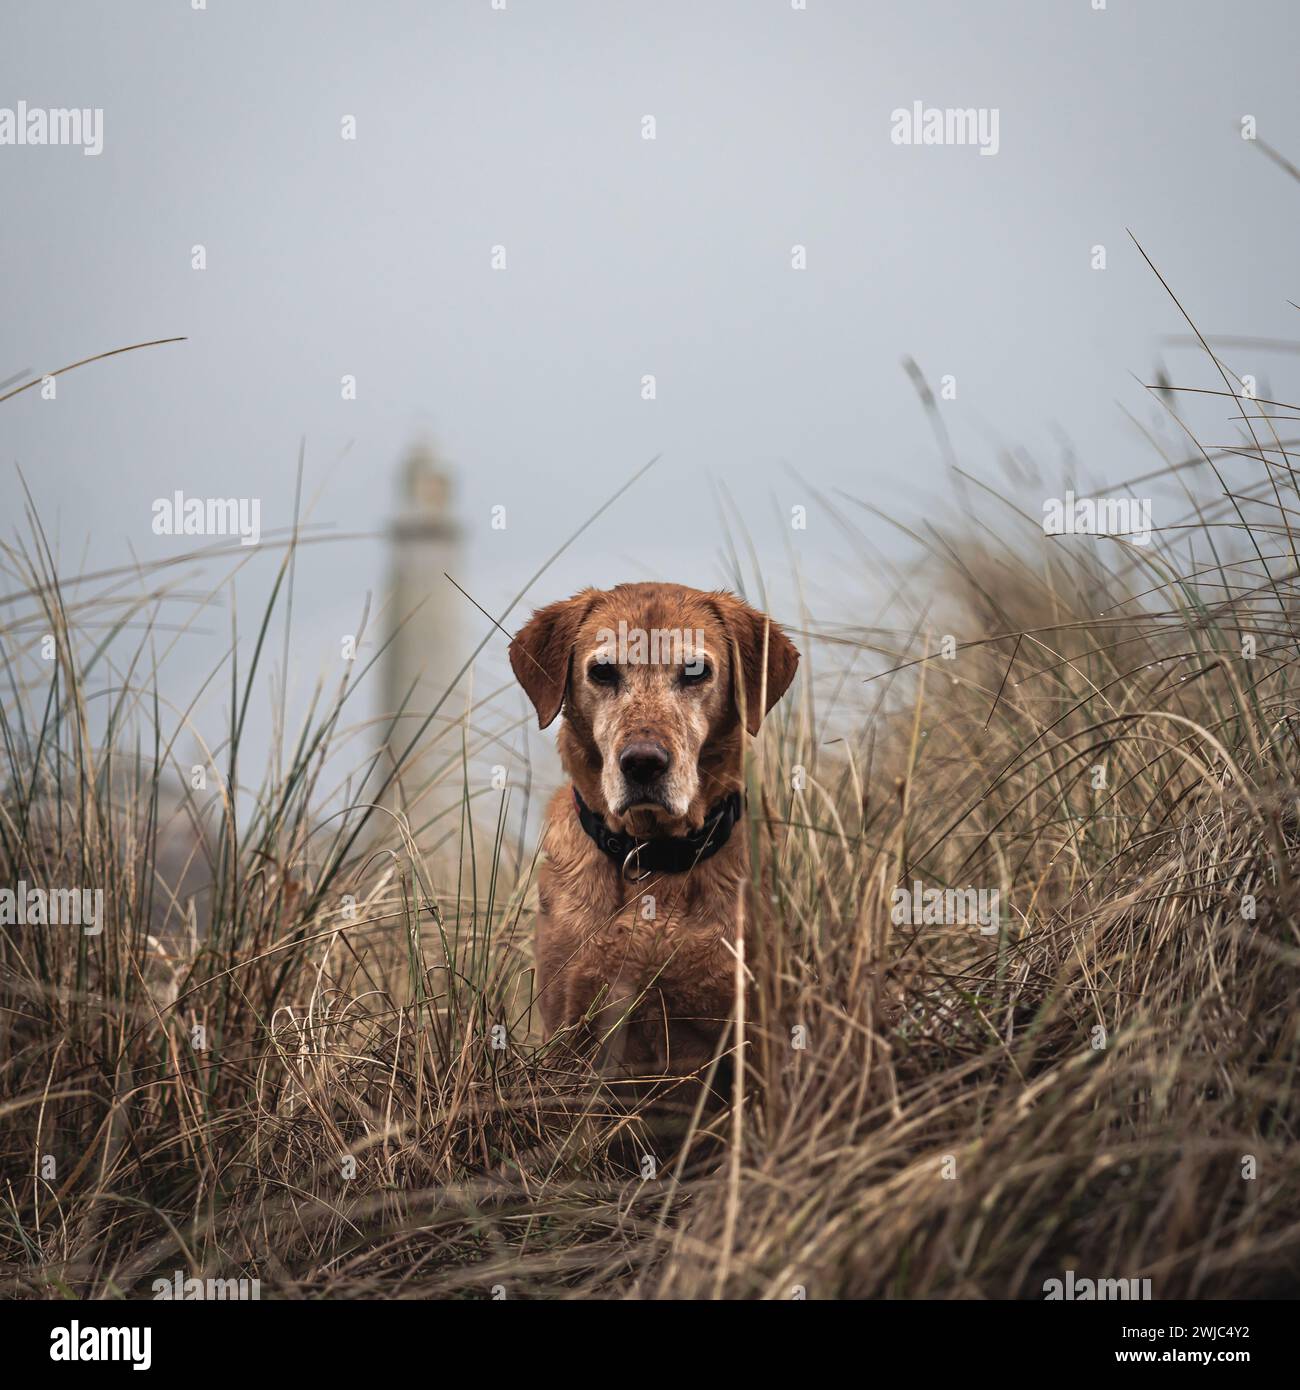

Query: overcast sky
2;0;1297;807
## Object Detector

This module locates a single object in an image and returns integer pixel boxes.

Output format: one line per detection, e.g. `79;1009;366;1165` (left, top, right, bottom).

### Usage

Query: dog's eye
680;663;712;686
587;662;620;687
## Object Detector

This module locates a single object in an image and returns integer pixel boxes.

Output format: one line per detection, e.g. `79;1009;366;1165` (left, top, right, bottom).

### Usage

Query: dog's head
509;583;799;835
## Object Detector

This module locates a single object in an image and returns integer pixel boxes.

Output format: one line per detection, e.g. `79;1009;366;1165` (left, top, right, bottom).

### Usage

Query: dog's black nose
619;740;670;785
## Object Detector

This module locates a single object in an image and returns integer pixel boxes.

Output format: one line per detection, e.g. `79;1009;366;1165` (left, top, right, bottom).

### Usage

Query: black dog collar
572;787;743;881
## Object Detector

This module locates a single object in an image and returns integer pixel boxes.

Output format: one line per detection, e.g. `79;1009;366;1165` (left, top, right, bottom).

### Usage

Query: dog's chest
548;866;740;1016
604;904;728;988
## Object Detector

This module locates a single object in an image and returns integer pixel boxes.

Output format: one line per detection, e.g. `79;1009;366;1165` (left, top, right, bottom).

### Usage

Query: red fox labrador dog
509;583;798;1089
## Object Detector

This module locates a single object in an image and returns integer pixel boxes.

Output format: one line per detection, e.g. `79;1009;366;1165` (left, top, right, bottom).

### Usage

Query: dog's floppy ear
711;594;800;735
509;592;595;729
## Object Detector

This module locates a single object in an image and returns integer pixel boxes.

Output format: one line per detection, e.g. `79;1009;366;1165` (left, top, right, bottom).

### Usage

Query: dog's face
509;583;799;835
573;602;728;827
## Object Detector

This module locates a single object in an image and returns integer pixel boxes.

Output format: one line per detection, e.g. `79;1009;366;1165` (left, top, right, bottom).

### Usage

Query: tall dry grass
4;273;1300;1302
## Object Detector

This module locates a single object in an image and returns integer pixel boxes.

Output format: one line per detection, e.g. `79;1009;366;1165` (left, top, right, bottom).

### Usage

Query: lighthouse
381;440;465;848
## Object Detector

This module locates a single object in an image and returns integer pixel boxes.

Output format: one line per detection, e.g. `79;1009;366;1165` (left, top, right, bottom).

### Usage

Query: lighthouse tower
381;440;465;845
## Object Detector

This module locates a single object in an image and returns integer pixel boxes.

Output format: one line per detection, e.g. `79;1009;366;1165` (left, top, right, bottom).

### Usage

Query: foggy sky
3;0;1297;803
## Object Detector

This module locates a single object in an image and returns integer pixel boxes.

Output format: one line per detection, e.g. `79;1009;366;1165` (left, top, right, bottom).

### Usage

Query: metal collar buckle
621;842;654;883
